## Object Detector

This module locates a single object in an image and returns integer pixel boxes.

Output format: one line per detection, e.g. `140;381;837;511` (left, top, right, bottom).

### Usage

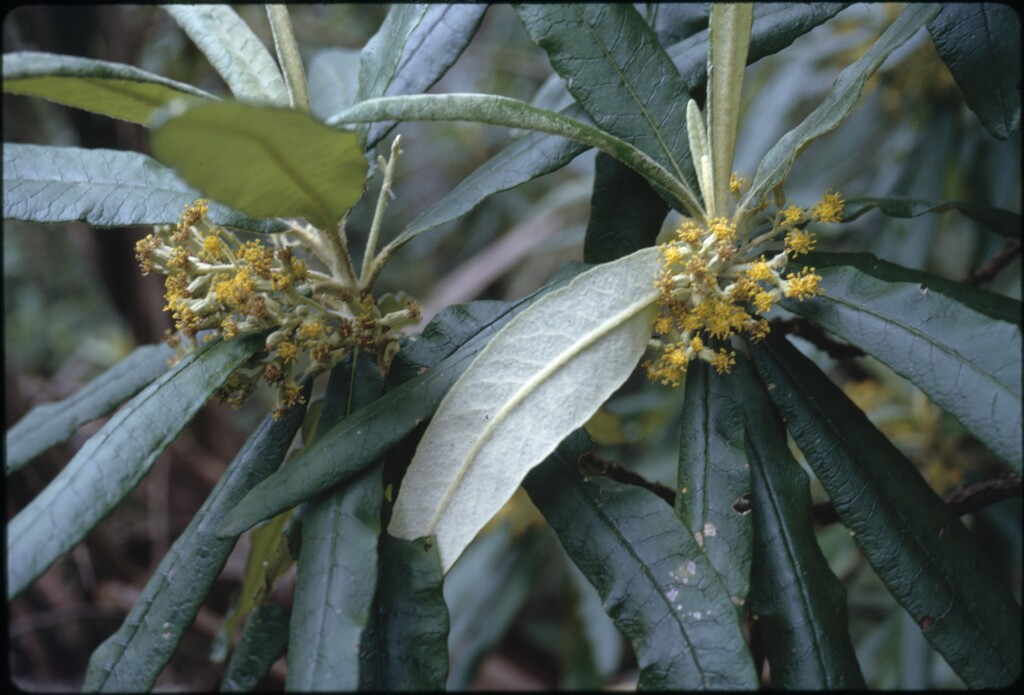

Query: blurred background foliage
4;4;1020;690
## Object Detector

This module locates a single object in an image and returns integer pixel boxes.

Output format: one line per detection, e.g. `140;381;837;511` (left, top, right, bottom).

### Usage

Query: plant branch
361;136;402;290
962;239;1021;287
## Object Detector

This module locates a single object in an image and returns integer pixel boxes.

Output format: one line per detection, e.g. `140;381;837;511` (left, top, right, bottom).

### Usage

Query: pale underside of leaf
388;247;662;572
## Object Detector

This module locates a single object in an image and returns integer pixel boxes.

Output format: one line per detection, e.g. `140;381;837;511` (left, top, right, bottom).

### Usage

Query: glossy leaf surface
150;100;367;231
784;252;1022;470
7;334;265;600
359;535;449;690
2;51;214;124
737;360;865;689
515;4;701;210
752;335;1022;688
676;360;752;607
388;248;660;571
83;393;307;691
928;3;1021;140
6;343;172;475
3;144;285;233
524;431;759;690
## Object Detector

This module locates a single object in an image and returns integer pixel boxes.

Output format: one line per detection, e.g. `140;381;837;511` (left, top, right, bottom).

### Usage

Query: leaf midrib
423;289;658;535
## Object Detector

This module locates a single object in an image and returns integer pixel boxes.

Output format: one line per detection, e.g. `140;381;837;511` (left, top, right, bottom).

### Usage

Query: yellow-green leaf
150;100;367;230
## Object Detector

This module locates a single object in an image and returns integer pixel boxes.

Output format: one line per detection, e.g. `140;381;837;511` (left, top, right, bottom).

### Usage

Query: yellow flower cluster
645;186;840;387
135;200;422;418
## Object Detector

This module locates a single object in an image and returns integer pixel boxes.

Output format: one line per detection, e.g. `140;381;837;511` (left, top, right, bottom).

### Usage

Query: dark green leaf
524;431;759;690
516;3;700;205
842;196;1021;240
7;334;265;601
928;3;1021;140
676;360;752;608
583;152;668;264
356;5;429;105
216;272;581;538
6;343;173;475
150;100;367;231
358;535;449;690
736;359;865;689
287;354;383;691
741;4;941;210
751;334;1022;688
164;4;288;105
784;251;1022;470
220;604;290;692
2;144;286;233
363;4;487;148
2;51;215;124
83;392;307;691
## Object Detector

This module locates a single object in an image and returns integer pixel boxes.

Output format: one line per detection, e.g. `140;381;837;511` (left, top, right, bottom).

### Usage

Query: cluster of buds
135;199;421;419
644;184;843;387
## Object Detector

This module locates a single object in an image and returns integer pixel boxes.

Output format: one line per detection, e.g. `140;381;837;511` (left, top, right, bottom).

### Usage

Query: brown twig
579;453;676;506
962;239;1021;287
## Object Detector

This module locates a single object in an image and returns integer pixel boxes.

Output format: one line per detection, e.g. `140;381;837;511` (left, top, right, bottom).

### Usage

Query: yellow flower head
746;257;774;282
276;340;299;363
200;234;228;262
710;349;736;375
677;221;703;245
783;267;825;300
781;202;804;224
729;172;746;196
812;190;844;223
785;229;816;255
708;217;737;244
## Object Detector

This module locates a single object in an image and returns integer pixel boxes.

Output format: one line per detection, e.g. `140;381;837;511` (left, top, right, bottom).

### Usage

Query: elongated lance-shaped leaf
266;5;310;112
584;152;668;264
2;51;215;124
735;359;865;689
740;3;941;211
3;144;286;233
707;3;752;216
287;354;383;691
388;247;661;572
676;360;752;609
6;343;173;475
82;389;308;692
164;4;288;106
360;4;487;148
841;196;1021;240
216;269;580;539
150;100;367;232
220;604;289;693
307;47;361;122
783;252;1022;470
524;431;759;690
7;334;265;601
928;4;1020;141
330;94;700;218
514;4;701;211
358;534;449;690
751;334;1022;688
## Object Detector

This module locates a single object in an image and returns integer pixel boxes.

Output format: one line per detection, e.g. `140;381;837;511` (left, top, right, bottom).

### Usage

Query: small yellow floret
677;221;703;245
783;267;824;300
276;340;299;363
746;257;774;282
812;190;844;223
710;349;736;375
729;173;746;195
782;202;804;224
785;229;816;255
708;217;737;244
